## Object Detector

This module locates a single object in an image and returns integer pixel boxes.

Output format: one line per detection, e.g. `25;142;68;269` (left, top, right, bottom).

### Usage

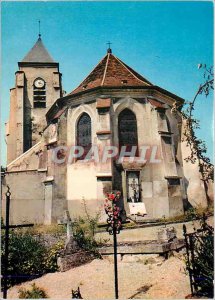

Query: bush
159;205;214;223
24;224;66;235
43;241;64;272
18;283;48;299
1;230;64;288
192;222;213;297
72;217;99;254
71;198;101;255
184;217;214;298
1;231;46;287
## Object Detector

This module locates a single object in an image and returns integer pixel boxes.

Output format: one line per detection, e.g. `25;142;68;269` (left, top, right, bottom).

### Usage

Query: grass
18;283;48;299
18;224;67;235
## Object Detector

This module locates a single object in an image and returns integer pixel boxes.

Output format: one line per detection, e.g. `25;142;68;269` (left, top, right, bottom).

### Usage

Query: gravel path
8;254;190;299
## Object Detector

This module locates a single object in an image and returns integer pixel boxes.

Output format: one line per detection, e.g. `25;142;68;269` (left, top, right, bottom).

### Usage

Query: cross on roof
38;20;41;38
106;41;112;53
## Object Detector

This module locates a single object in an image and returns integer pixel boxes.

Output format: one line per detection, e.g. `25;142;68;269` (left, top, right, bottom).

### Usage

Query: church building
2;36;211;224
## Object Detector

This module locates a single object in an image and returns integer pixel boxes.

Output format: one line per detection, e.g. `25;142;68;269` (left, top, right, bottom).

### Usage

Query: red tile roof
148;98;164;108
96;98;111;108
69;53;152;95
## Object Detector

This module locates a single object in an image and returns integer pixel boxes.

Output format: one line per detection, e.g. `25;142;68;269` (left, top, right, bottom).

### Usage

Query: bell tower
6;35;62;164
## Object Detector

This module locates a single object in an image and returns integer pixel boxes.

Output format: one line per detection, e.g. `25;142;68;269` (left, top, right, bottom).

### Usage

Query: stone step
98;239;185;255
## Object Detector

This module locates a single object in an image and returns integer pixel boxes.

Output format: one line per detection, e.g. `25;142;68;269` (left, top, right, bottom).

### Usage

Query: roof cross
106;41;112;53
38;20;41;38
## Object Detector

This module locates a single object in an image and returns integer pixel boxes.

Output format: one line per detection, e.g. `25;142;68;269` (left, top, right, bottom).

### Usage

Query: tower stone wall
6;38;62;164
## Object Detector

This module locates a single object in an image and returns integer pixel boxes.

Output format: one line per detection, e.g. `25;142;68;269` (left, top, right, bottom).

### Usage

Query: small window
33;78;46;108
167;178;180;186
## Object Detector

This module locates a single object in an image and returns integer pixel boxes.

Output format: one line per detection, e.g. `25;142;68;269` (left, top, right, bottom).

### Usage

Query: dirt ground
8;253;191;299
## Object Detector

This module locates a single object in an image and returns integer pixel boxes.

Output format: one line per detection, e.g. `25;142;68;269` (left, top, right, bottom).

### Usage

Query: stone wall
6;64;62;164
2;171;46;224
63;89;184;220
180;121;211;208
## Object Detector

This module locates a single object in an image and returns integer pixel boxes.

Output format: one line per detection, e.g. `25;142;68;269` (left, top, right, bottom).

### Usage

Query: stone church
2;36;211;224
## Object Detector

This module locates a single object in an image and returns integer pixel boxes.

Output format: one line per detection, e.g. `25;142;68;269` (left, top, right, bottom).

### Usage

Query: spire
21;37;55;63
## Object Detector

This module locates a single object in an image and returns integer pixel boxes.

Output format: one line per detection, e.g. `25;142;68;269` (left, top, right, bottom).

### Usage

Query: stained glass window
77;113;92;159
118;109;138;155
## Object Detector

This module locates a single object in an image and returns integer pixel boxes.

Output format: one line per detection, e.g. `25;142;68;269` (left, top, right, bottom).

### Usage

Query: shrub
43;241;64;272
72;217;99;253
71;198;101;255
1;231;46;287
1;230;64;288
159;205;214;223
18;283;48;299
184;217;214;298
24;224;66;235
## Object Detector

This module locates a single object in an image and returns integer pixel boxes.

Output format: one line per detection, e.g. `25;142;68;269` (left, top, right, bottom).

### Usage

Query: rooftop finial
107;41;112;54
38;20;41;39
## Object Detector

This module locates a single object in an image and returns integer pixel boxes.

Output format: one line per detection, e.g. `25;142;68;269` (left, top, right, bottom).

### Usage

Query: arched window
77;113;92;159
118;109;138;155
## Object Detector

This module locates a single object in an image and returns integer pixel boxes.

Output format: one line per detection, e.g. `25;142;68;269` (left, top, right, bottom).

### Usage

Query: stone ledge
57;250;95;272
96;130;111;135
98;240;185;255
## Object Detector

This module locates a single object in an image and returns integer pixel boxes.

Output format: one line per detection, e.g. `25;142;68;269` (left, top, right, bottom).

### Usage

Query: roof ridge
69;54;108;94
101;53;110;86
113;55;152;86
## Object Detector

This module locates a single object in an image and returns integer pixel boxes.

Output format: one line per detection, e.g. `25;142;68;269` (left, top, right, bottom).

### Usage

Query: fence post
105;192;122;299
183;224;194;295
113;226;119;299
3;186;11;299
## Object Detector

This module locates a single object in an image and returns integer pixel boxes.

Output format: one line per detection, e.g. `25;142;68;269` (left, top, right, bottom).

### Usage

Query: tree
172;65;214;205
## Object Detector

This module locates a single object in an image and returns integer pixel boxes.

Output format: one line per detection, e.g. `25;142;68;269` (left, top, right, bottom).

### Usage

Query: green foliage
194;230;214;297
184;207;199;221
43;241;64;272
1;230;64;288
72;217;99;254
159;206;214;223
1;231;45;287
184;217;214;298
71;198;101;255
82;197;100;236
18;283;48;299
23;224;66;235
185;205;213;221
172;64;214;185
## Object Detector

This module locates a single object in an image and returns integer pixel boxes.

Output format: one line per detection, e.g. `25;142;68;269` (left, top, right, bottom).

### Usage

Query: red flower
108;193;115;201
